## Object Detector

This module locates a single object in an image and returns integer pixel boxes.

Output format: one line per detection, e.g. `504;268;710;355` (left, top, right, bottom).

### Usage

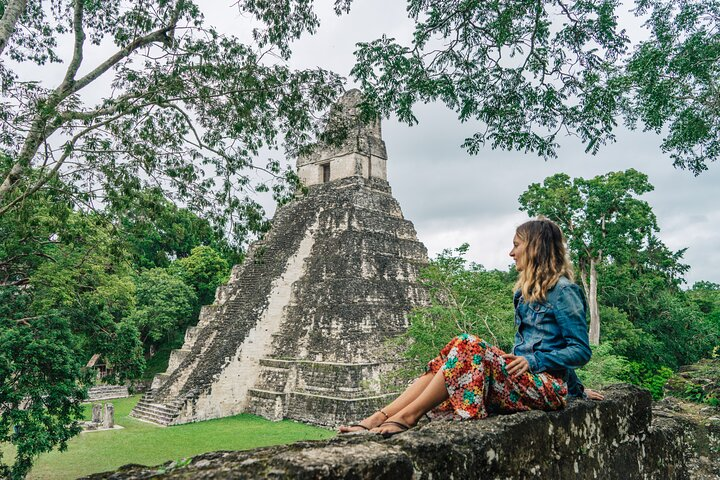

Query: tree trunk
579;261;590;299
0;0;28;56
0;114;57;202
588;257;601;345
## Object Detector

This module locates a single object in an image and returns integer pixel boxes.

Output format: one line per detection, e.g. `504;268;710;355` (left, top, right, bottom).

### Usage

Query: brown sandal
378;420;412;438
339;409;391;434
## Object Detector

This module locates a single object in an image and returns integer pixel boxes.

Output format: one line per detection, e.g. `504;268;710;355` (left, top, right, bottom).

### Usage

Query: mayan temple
130;90;429;427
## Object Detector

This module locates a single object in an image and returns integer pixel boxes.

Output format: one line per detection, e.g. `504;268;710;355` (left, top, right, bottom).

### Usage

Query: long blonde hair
514;218;574;303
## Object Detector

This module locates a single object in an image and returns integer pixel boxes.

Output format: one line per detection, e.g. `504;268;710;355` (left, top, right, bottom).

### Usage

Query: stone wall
86;384;128;402
87;385;720;479
297;89;387;187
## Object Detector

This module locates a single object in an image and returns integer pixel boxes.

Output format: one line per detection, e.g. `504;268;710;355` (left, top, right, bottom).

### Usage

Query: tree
129;269;197;344
170;245;230;306
351;0;720;173
688;282;720;355
0;2;352;473
622;0;720;174
519;169;682;344
396;245;517;379
0;288;87;480
689;281;720;319
0;0;347;243
108;187;242;270
0;176;138;477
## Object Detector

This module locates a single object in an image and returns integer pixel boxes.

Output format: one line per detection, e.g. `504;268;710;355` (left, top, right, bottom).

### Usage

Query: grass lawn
6;395;336;480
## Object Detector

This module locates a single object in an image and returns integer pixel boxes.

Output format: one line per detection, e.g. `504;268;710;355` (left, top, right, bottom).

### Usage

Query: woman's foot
374;420;413;438
370;411;417;436
338;410;389;433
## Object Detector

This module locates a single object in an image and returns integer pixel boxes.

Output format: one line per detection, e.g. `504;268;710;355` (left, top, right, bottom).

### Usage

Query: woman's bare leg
371;368;449;434
338;371;435;432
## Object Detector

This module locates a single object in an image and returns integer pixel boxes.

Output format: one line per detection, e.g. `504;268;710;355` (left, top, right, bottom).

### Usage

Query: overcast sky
199;0;720;286
11;1;717;285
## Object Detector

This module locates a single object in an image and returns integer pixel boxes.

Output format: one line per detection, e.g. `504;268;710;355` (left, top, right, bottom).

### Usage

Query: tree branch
68;26;174;97
0;6;181;205
1;278;29;287
0;0;27;57
15;316;41;325
59;0;86;89
0;110;129;216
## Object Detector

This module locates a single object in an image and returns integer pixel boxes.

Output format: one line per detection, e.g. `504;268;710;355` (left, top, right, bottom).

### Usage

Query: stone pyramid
130;90;429;426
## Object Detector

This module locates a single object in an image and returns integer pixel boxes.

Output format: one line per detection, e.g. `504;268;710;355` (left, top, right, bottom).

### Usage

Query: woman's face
509;234;527;271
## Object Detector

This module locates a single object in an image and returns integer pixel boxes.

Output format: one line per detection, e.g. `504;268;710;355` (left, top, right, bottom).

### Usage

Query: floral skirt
426;334;567;420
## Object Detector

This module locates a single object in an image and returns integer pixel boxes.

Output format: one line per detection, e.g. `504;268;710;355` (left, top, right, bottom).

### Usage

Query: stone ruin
87;385;720;479
130;90;429;427
82;402;116;431
87;384;129;402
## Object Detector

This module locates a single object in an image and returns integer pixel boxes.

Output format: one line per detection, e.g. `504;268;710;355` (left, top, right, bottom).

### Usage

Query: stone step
247;388;286;399
182;327;200;348
150;373;170;390
245;389;287;421
167;349;191;372
130;399;182;426
87;386;127;393
198;305;220;325
259;358;294;369
294;386;367;399
133;401;180;416
214;285;232;304
255;367;290;391
130;405;175;419
86;385;129;401
129;409;174;423
88;385;126;391
129;409;175;426
229;264;244;281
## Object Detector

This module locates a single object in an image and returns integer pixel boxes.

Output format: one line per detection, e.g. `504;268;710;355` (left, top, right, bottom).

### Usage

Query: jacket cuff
524;353;543;373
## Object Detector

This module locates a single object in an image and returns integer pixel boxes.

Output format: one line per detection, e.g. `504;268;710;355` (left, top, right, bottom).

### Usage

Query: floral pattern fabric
427;334;567;420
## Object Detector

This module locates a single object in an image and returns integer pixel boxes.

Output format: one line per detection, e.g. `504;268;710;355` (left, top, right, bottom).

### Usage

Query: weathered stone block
88;385;719;479
102;403;114;429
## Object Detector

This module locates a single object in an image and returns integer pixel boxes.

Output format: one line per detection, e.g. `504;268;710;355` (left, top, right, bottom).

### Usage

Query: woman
340;218;594;436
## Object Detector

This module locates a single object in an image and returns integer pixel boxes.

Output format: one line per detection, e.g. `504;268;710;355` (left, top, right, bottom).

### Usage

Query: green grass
6;395;335;480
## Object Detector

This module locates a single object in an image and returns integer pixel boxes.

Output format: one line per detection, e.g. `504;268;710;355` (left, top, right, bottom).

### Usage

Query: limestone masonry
130;90;429;427
89;385;720;479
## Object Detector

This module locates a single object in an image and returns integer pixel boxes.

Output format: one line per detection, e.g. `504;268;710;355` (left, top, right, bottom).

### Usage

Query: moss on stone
665;358;720;405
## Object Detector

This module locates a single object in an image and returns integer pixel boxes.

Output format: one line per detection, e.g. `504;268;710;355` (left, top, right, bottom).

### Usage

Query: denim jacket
512;276;592;380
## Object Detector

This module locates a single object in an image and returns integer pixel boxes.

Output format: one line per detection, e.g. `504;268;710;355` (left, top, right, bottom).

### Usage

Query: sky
202;0;720;286
11;1;719;285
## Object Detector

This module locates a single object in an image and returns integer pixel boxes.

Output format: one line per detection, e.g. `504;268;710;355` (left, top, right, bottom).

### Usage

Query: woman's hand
585;388;604;401
501;353;529;376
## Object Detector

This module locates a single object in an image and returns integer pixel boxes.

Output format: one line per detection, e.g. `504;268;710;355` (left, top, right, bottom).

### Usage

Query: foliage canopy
351;0;720;173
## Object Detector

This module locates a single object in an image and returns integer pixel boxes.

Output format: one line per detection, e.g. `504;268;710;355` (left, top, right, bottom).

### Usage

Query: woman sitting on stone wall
340;218;601;437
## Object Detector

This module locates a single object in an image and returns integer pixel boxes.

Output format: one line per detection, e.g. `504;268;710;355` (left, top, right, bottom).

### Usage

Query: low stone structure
82;402;119;432
87;384;129;402
130;90;428;427
85;385;720;479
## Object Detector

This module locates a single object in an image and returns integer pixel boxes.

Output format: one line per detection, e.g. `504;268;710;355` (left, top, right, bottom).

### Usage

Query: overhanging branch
0;0;28;56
